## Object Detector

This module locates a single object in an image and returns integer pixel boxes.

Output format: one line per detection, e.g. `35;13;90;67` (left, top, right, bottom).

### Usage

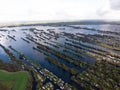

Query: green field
0;70;29;90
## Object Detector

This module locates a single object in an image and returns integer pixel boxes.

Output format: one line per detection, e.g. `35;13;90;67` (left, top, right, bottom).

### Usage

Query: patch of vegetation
46;57;78;75
97;43;120;51
0;81;14;90
0;70;29;90
71;60;120;90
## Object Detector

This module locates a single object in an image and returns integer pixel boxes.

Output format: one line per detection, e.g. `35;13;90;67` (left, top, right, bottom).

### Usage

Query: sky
0;0;120;23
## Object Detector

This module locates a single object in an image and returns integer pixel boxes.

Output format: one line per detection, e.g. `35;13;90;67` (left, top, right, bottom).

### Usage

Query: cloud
0;0;103;22
96;0;110;17
109;0;120;10
0;0;120;22
96;9;109;16
96;0;120;20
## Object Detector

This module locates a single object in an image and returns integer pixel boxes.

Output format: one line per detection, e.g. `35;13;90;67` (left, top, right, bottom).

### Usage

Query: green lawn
0;70;29;90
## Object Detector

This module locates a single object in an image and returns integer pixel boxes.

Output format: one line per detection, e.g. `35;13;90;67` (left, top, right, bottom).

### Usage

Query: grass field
0;70;29;90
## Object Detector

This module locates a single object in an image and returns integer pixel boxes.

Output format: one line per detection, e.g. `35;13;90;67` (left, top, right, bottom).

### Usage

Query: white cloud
109;0;120;10
0;0;120;23
96;0;120;20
